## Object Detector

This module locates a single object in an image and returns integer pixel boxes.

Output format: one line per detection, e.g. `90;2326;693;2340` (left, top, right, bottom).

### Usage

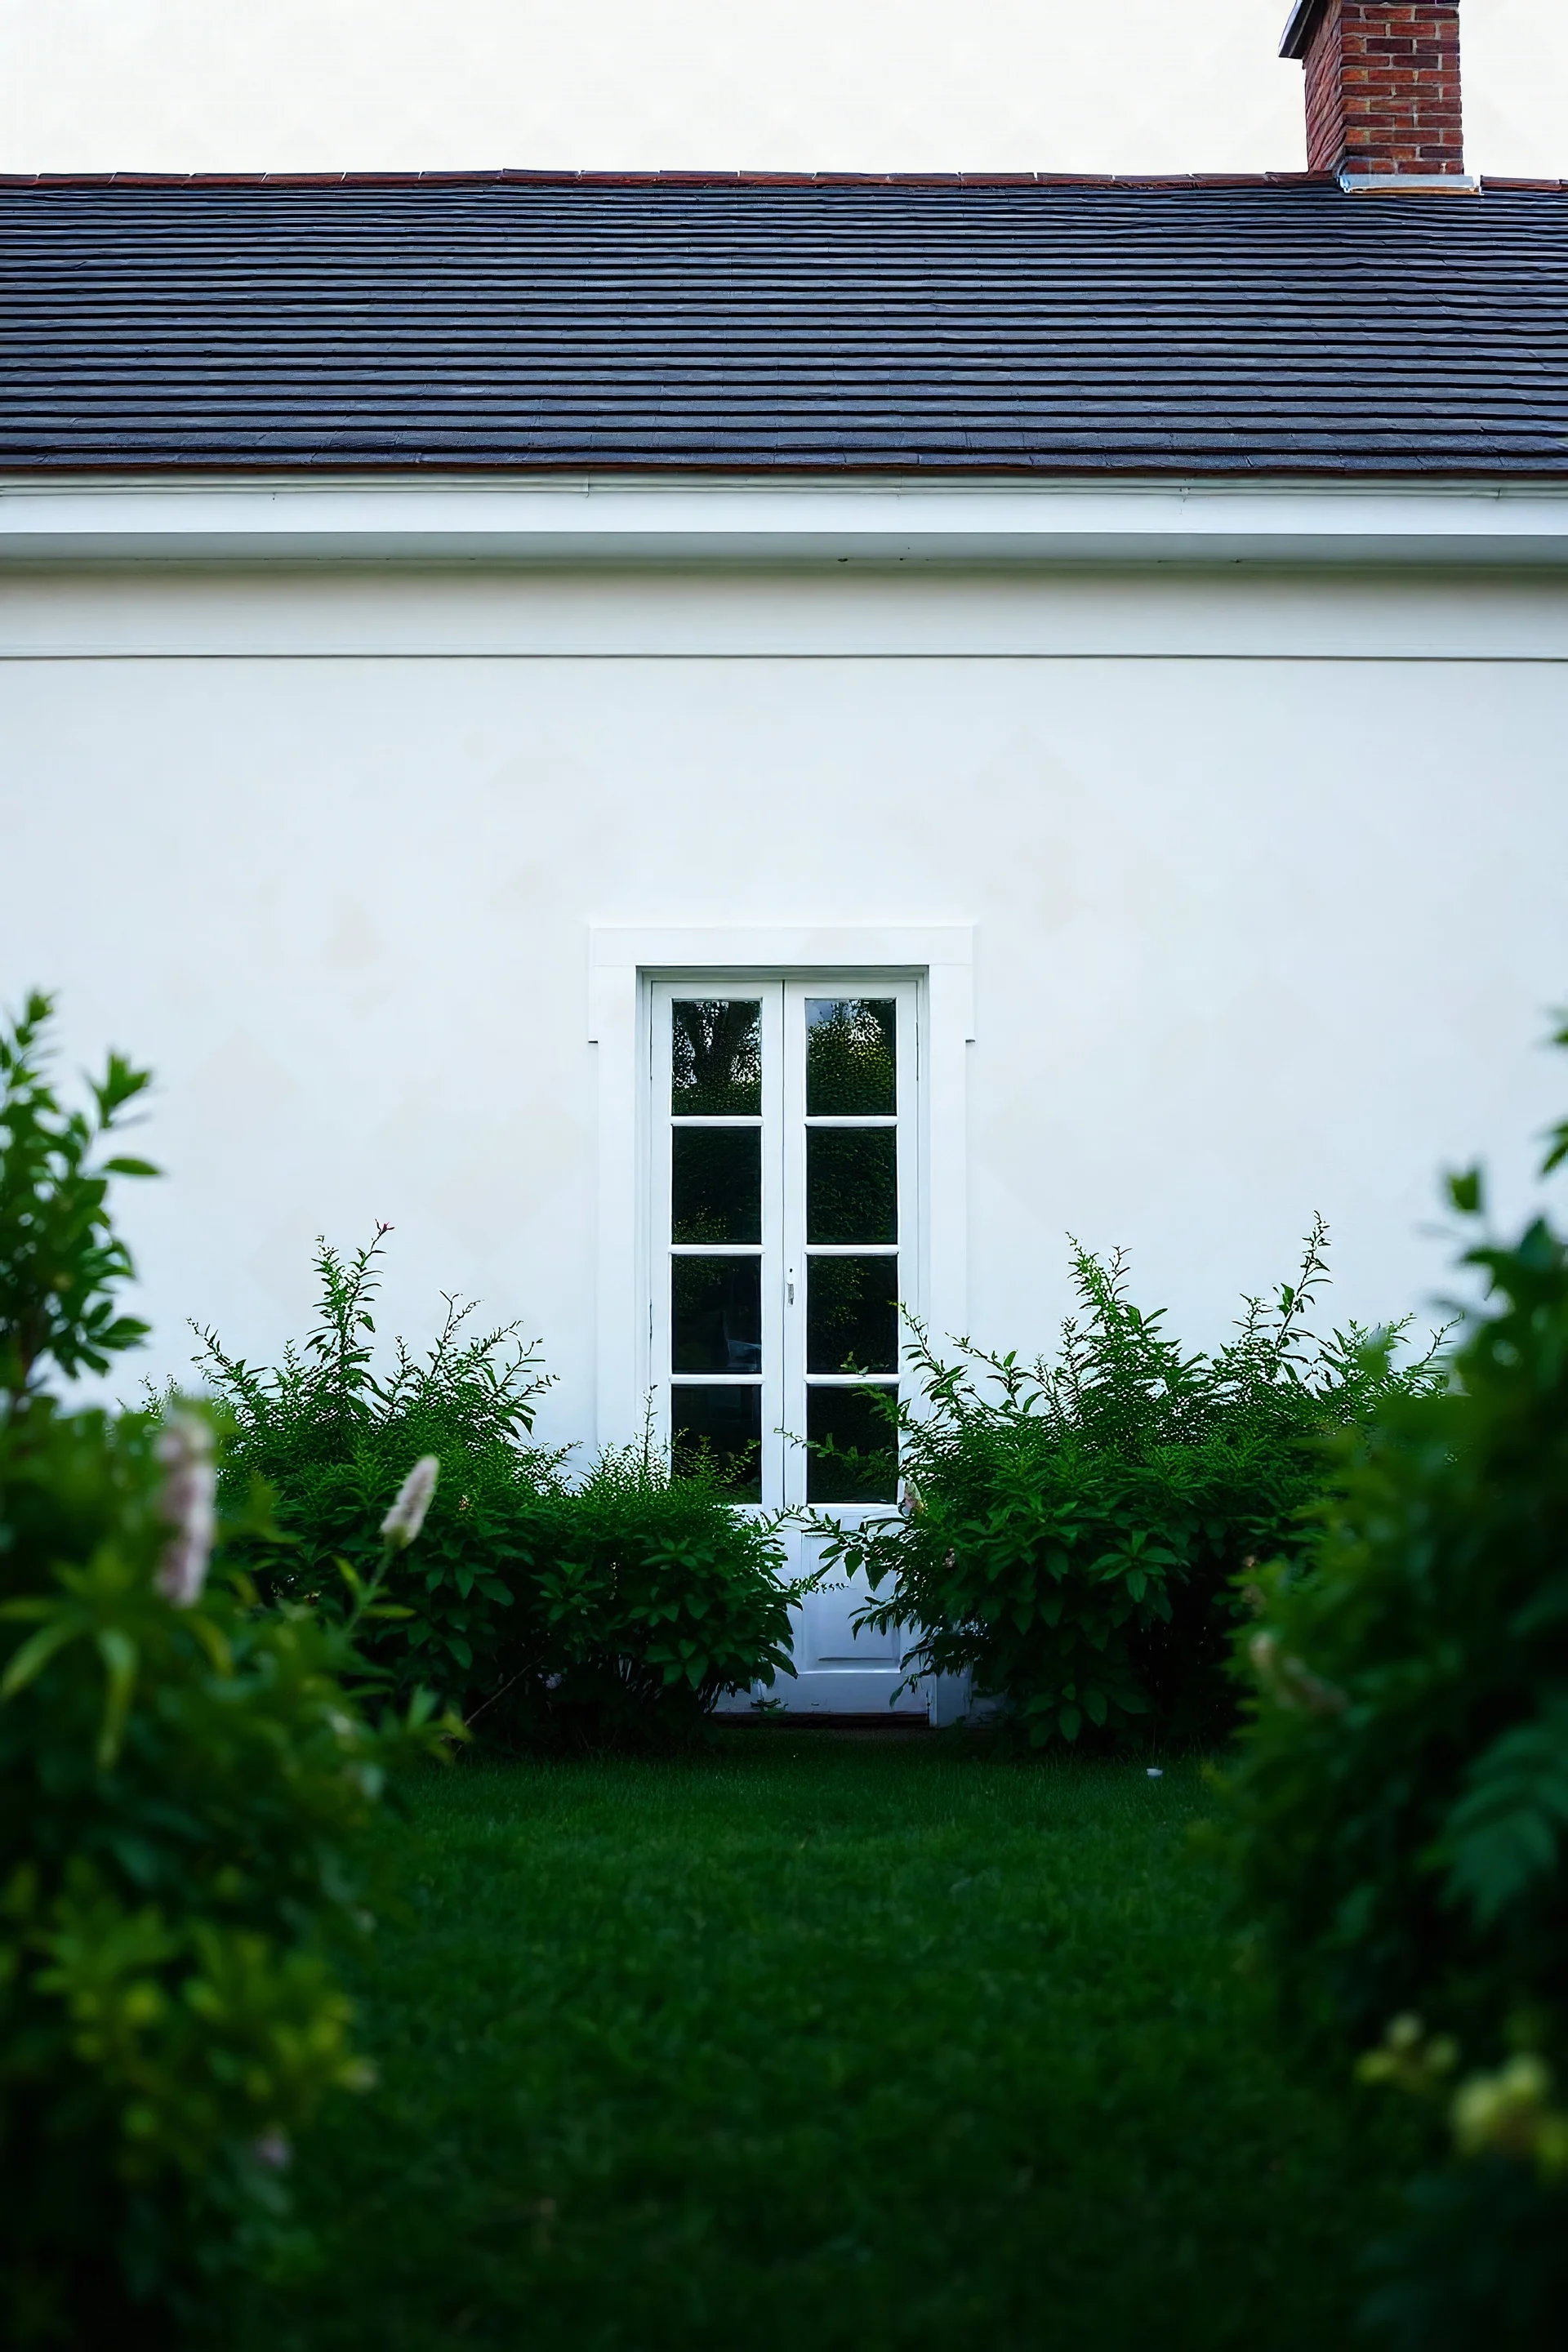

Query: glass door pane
661;991;774;1503
786;987;912;1508
651;977;917;1519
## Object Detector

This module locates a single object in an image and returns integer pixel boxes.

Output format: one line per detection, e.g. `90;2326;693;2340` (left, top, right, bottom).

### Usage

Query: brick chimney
1281;2;1473;188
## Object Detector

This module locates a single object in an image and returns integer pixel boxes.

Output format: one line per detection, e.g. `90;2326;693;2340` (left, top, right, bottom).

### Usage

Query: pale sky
1;0;1564;179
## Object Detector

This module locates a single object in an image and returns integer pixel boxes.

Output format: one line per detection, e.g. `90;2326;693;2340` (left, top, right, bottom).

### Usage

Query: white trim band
3;474;1568;570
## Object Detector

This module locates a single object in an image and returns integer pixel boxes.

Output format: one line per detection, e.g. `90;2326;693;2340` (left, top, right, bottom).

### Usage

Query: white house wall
3;552;1568;1440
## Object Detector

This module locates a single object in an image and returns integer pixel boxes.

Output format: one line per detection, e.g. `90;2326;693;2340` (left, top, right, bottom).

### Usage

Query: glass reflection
806;1383;898;1504
672;1384;762;1499
806;999;896;1116
806;1127;896;1245
673;1128;761;1243
807;1255;898;1374
672;1257;763;1374
673;1000;763;1114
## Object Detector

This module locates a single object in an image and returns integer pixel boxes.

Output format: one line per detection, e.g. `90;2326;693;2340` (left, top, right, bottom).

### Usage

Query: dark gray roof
2;172;1567;477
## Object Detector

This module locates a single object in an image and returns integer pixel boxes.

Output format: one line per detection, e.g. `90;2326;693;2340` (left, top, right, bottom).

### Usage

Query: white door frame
589;924;973;1452
587;924;973;1717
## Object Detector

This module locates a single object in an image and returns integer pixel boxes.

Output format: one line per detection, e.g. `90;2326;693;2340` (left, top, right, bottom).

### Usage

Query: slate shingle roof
2;172;1567;477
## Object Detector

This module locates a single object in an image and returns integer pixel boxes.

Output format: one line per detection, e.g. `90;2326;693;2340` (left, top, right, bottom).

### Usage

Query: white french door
648;975;925;1713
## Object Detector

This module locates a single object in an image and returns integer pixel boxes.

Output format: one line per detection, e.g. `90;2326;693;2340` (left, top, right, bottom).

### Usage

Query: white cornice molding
2;474;1568;571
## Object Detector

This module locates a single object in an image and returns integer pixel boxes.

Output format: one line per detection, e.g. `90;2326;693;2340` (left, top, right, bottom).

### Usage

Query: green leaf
1445;1706;1568;1927
94;1627;140;1767
1446;1167;1484;1216
0;1614;85;1699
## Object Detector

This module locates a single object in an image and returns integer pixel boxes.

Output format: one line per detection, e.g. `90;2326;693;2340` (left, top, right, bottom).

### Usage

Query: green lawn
238;1734;1414;2352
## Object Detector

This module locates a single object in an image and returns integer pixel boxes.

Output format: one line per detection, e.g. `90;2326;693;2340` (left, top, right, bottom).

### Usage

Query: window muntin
654;978;915;1512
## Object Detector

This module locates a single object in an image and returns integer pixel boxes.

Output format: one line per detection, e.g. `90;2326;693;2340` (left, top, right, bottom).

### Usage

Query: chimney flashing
1339;170;1480;193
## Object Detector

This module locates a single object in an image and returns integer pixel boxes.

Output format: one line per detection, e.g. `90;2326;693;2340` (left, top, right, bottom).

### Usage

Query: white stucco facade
3;473;1567;1700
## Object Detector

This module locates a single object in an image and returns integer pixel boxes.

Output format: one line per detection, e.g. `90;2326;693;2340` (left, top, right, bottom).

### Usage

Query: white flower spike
155;1412;216;1608
381;1455;439;1550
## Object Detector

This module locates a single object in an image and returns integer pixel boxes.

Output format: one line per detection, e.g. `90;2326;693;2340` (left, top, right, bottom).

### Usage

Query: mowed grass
238;1735;1413;2352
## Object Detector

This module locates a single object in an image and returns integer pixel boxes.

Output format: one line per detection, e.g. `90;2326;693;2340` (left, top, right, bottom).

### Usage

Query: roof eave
1280;0;1328;63
7;471;1568;580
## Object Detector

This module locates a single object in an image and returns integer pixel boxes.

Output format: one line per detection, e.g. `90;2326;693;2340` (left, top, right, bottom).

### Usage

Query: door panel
652;973;924;1717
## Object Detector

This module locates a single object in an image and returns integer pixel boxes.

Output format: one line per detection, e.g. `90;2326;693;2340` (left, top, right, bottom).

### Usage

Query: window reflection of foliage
671;1258;760;1374
671;1258;719;1319
807;1385;898;1503
806;1129;896;1245
806;1000;896;1115
808;1255;898;1373
672;1129;760;1243
670;1391;763;1502
672;1209;733;1245
672;1000;763;1114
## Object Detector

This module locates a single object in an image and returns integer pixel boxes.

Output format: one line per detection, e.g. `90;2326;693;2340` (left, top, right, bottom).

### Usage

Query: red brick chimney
1281;2;1472;187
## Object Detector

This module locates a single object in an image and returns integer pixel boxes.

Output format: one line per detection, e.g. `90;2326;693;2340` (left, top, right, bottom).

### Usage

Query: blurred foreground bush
1221;1028;1568;2350
0;995;452;2346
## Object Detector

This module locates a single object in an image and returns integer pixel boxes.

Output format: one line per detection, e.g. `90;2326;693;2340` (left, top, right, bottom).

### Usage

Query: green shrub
191;1223;559;1708
202;1232;806;1746
475;1439;801;1750
1218;1043;1568;2348
821;1226;1440;1747
0;988;154;1405
0;995;452;2346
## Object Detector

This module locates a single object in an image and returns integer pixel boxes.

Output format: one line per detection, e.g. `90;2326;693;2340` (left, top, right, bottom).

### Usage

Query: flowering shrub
820;1226;1439;1746
1221;1027;1568;2349
0;996;453;2345
203;1230;806;1746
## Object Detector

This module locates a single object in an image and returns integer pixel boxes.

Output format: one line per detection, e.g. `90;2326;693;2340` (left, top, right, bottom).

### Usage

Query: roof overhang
3;474;1568;572
1281;0;1329;62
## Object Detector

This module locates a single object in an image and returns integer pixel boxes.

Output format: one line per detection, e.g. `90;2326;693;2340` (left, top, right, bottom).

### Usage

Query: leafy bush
201;1232;805;1747
474;1439;800;1750
191;1224;558;1708
0;995;452;2346
0;988;155;1403
821;1224;1441;1747
1219;1041;1568;2348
